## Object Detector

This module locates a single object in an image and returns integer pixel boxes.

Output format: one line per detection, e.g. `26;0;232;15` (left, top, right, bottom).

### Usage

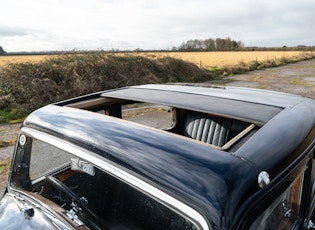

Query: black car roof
101;84;287;125
58;84;307;125
24;84;315;228
107;84;305;108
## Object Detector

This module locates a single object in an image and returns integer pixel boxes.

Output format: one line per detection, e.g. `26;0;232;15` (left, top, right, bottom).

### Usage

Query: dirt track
0;123;20;196
0;123;21;160
224;59;315;99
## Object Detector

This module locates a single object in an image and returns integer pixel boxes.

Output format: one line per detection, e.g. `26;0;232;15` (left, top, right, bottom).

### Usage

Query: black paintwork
3;84;315;229
101;86;284;125
23;104;258;225
0;193;70;229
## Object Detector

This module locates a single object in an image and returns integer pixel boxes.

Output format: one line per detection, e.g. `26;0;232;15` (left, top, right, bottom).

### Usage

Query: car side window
250;175;303;230
23;138;198;230
61;166;198;230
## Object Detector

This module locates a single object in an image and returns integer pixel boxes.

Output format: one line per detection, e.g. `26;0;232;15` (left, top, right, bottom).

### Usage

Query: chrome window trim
21;127;211;230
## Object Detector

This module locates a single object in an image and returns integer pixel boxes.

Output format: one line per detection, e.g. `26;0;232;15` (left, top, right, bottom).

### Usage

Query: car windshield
10;135;199;230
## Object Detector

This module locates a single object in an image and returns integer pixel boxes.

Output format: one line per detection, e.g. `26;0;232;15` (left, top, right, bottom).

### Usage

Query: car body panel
134;84;305;108
100;85;284;125
2;84;315;229
23;104;258;225
0;193;71;230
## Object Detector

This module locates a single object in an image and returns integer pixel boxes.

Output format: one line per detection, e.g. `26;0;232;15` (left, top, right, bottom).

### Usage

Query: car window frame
249;172;305;229
304;146;315;227
239;148;314;230
16;127;211;230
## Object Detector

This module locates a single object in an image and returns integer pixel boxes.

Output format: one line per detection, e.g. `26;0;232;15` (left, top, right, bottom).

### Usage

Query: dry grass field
1;51;313;68
145;51;314;68
0;55;53;67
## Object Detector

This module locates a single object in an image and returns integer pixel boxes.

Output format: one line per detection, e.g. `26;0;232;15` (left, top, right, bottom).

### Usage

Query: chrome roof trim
21;127;211;230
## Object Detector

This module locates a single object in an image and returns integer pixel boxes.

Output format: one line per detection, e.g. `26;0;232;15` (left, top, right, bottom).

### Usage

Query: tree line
0;46;6;55
176;37;244;51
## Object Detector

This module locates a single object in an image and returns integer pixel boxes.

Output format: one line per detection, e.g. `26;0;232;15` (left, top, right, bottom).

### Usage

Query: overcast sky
1;0;315;52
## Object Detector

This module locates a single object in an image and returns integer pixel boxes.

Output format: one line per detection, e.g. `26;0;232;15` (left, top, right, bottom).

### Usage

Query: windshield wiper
8;193;35;219
8;191;71;229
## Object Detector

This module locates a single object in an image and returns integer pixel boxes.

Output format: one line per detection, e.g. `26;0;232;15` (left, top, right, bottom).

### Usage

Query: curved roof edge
133;84;307;108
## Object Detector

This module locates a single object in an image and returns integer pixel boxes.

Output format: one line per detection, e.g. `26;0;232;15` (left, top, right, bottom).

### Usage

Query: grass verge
0;53;214;123
207;52;315;76
0;138;16;148
0;159;10;175
0;51;315;123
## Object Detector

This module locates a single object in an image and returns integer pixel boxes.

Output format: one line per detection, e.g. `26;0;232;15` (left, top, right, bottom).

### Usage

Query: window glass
53;166;198;230
29;139;72;179
250;175;303;230
122;103;174;130
26;139;197;230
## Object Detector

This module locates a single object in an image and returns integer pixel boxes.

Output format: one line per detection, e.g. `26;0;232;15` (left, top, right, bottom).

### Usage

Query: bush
0;53;213;122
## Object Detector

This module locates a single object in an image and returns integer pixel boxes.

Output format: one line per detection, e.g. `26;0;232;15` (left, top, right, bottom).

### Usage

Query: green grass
0;159;10;175
252;76;262;81
250;75;269;89
0;138;16;147
289;77;307;85
206;53;315;77
0;109;27;123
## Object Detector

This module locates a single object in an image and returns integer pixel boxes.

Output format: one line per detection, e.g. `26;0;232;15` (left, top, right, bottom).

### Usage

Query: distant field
146;51;314;68
0;55;52;66
0;51;313;68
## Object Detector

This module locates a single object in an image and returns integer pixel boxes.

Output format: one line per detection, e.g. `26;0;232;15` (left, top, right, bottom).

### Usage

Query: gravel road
224;59;315;99
0;123;21;195
0;123;21;160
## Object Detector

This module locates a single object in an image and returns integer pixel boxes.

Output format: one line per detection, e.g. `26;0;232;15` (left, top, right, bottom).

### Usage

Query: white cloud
1;0;315;52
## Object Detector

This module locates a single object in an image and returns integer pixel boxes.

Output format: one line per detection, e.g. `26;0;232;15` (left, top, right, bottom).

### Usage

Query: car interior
66;98;259;151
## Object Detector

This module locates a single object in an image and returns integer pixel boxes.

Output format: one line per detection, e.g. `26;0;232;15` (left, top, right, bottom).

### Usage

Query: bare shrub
0;53;213;121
